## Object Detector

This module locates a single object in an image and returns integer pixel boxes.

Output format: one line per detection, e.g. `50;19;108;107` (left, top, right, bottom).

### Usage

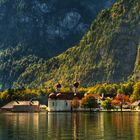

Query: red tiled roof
49;92;84;100
92;94;102;99
49;93;57;99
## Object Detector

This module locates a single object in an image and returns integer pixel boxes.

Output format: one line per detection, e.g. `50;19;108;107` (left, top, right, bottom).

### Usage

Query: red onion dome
73;82;79;88
55;83;61;89
49;93;56;99
56;93;63;99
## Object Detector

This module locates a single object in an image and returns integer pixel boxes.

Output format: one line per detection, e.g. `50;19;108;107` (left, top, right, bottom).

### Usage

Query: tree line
1;81;140;107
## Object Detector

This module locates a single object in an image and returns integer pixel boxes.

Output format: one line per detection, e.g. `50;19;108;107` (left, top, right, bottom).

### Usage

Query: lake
0;112;140;140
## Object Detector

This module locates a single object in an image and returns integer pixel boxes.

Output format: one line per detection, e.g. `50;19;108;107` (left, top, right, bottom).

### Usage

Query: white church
47;82;85;111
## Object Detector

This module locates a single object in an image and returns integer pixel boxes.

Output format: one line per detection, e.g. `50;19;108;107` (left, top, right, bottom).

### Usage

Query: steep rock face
15;0;140;88
133;44;140;81
0;0;115;58
0;0;115;89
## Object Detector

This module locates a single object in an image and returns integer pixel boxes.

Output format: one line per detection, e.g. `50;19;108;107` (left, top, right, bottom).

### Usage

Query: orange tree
71;97;80;110
81;94;98;111
111;94;129;110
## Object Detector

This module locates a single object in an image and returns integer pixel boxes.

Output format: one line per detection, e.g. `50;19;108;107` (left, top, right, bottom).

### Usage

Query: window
66;102;68;106
52;102;54;106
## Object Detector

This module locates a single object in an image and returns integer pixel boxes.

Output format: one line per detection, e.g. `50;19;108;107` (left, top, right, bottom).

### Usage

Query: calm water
0;112;140;140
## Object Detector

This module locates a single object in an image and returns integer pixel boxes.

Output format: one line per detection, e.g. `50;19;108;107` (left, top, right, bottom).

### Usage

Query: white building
48;92;84;112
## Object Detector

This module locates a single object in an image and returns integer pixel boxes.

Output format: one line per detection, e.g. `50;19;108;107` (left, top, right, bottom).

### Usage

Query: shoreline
1;109;140;113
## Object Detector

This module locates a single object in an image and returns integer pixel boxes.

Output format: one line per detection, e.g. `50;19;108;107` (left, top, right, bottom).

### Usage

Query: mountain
0;0;115;58
14;0;140;88
0;0;115;89
0;0;114;88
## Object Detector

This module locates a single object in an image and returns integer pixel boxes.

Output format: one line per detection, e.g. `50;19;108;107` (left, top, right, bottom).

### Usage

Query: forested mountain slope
0;0;115;89
15;0;140;88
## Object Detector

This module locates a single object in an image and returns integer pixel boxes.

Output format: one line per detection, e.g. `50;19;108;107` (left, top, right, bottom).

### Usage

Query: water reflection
0;112;140;140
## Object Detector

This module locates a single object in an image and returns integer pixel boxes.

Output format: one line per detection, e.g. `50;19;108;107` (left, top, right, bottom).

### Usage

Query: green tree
101;97;112;110
81;94;98;111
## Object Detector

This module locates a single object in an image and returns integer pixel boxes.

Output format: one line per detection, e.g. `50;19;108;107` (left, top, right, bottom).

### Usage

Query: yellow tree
130;82;140;102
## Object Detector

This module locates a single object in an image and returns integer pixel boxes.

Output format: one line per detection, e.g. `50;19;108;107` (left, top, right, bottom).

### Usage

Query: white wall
48;99;72;111
48;99;99;112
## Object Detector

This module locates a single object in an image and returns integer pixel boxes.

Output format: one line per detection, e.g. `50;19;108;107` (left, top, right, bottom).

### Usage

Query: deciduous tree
81;94;98;111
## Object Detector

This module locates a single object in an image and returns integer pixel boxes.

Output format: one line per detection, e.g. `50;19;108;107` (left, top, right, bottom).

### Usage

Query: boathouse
1;101;40;112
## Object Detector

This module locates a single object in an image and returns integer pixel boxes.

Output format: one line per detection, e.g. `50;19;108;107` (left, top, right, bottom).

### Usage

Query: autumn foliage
81;94;98;109
71;97;80;109
111;94;129;106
